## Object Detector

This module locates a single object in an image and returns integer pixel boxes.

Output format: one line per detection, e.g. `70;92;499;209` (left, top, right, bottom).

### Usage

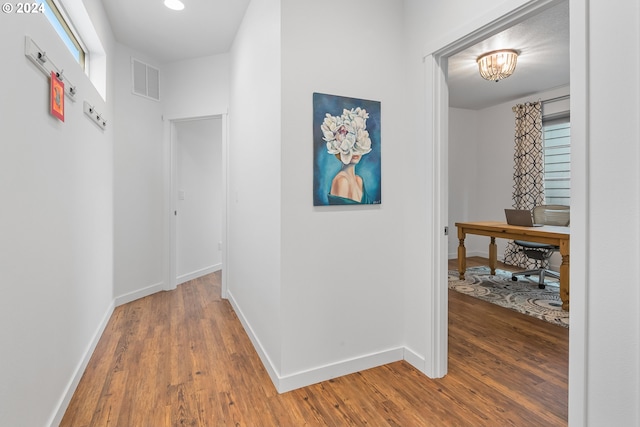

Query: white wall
448;108;480;256
228;0;283;378
113;45;166;302
0;2;116;425
228;0;407;392
176;118;223;282
113;49;230;302
2;1;636;425
163;54;230;119
405;0;640;425
584;1;640;424
163;54;230;291
279;0;406;389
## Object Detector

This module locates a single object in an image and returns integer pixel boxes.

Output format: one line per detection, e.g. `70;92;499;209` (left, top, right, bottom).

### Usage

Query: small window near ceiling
40;0;87;70
543;115;570;206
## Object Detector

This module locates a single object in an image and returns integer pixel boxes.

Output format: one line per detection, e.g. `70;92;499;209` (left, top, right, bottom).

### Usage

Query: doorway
168;115;227;292
425;0;588;423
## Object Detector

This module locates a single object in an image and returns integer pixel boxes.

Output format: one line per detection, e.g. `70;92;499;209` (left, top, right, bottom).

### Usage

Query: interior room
0;0;638;426
447;1;570;266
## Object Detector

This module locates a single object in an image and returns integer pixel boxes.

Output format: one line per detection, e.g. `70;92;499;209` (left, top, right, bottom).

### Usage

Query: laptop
504;209;543;227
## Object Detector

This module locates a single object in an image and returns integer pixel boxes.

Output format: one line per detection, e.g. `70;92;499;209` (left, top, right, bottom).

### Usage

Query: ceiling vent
131;58;160;101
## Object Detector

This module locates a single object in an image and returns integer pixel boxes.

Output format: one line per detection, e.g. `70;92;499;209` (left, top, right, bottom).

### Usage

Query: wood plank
60;263;568;426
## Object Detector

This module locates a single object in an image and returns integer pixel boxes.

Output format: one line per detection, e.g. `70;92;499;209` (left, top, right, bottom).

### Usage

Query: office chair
511;205;570;289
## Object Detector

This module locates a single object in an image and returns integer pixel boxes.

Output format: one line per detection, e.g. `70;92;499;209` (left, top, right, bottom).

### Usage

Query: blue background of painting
312;93;382;206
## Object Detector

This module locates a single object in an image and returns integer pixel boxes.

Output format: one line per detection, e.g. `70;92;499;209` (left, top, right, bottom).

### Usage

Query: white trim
423;52;448;378
165;118;177;291
164;112;229;295
220;113;229;299
424;1;587;423
567;0;589;424
422;0;560;58
48;301;115;427
403;346;426;372
114;281;166;307
448;250;486;260
227;288;404;393
177;264;222;285
225;289;281;389
278;348;404;394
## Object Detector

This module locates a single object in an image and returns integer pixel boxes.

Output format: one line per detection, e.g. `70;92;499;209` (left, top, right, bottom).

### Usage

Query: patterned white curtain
503;101;545;268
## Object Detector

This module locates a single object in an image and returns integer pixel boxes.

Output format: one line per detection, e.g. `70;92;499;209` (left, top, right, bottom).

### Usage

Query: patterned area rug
448;266;569;328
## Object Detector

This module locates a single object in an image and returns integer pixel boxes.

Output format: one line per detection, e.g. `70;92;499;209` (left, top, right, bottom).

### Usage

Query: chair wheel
538;284;546;289
512;276;518;281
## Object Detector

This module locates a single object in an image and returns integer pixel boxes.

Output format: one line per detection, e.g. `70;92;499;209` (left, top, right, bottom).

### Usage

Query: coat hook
37;51;47;63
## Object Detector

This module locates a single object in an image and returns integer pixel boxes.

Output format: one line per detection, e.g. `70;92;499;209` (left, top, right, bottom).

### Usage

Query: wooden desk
455;221;570;311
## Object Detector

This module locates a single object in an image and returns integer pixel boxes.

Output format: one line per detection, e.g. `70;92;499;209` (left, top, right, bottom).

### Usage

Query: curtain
503;101;545;268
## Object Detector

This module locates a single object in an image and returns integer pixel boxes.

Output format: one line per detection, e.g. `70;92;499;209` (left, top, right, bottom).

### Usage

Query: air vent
131;58;160;101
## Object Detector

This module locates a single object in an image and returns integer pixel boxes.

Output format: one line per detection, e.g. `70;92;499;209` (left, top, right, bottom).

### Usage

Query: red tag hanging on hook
50;71;64;122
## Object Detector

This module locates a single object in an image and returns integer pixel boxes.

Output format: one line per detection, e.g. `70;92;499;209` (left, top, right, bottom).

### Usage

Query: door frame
164;113;229;297
423;0;587;423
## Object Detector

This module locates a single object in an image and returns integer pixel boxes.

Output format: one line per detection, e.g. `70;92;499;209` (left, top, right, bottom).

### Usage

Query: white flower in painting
322;107;372;164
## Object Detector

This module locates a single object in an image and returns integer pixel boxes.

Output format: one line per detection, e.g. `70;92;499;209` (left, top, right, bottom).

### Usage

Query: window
542;115;570;206
39;0;86;69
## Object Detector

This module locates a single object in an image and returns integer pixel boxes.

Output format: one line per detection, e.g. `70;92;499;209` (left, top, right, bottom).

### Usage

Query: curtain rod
542;94;570;104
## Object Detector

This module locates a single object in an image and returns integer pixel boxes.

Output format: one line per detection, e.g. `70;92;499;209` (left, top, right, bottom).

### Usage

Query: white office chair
511;205;570;288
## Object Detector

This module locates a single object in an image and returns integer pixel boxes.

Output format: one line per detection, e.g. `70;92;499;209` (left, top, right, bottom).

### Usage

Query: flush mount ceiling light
164;0;185;11
477;49;519;82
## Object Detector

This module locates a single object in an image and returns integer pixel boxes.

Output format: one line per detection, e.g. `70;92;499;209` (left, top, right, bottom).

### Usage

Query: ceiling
100;0;568;109
101;0;251;63
448;1;569;110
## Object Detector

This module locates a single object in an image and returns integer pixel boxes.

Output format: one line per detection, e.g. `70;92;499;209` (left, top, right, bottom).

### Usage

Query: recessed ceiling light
164;0;184;11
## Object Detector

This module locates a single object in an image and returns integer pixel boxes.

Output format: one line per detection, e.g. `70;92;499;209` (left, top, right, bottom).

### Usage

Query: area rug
448;266;569;328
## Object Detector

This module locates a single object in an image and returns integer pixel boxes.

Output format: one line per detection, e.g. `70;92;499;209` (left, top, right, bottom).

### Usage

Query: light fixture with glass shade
164;0;185;11
477;49;518;82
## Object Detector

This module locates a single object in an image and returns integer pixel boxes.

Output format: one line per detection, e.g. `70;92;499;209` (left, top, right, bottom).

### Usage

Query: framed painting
313;92;381;206
50;71;64;122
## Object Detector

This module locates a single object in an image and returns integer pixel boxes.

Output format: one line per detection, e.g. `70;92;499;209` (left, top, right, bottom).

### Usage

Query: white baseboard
225;289;281;388
278;347;404;393
448;250;487;260
114;281;165;307
49;301;115;427
403;346;426;372
227;289;405;394
177;263;222;285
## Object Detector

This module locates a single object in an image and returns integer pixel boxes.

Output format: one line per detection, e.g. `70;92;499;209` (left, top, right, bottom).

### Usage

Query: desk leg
559;240;570;311
457;229;466;279
489;237;497;275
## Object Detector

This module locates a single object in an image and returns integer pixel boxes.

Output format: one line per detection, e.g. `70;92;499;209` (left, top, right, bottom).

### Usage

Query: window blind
542;114;570;206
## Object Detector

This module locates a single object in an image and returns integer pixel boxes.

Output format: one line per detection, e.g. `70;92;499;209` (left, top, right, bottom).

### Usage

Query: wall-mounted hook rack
83;101;107;130
25;36;77;101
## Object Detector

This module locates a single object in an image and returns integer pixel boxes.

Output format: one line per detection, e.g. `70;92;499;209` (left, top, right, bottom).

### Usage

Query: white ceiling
101;0;251;63
100;0;568;109
448;1;569;110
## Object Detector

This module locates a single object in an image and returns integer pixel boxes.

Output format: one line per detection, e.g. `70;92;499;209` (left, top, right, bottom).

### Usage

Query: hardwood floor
61;258;568;426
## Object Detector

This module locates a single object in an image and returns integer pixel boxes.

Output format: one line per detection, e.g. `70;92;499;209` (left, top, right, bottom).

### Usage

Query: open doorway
169;116;226;291
422;0;587;421
446;1;569;265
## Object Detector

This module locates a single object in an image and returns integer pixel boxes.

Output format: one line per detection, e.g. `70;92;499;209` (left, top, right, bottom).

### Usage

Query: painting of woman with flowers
313;93;381;206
